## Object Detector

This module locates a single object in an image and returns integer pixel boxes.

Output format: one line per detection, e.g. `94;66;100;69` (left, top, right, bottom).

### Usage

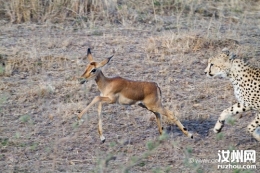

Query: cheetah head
204;48;236;78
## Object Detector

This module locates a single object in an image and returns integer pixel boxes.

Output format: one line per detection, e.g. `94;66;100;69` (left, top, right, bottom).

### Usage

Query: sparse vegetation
0;0;260;172
19;114;31;123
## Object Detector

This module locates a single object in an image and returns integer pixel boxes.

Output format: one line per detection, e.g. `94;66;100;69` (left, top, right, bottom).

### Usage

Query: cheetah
204;48;260;141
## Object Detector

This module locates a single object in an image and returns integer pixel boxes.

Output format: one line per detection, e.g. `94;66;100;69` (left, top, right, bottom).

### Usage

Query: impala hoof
80;80;86;84
77;119;84;126
100;135;106;143
77;116;83;121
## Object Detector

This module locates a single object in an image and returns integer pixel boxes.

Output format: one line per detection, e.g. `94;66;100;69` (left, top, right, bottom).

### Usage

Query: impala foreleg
97;102;106;143
78;96;113;143
78;96;112;119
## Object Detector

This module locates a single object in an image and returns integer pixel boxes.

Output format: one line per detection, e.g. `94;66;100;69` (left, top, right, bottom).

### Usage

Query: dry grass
1;0;260;173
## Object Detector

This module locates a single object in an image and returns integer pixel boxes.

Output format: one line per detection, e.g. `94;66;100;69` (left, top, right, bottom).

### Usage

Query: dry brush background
0;0;260;172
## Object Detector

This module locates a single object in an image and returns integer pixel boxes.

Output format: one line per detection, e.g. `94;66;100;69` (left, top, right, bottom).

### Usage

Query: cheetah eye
91;69;96;73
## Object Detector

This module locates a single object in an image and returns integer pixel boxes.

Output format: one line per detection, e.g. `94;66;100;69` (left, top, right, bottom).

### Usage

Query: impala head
204;48;236;78
80;48;113;83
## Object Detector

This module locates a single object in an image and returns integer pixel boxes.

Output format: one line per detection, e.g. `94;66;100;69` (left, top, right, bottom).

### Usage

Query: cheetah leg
247;114;260;141
214;103;251;133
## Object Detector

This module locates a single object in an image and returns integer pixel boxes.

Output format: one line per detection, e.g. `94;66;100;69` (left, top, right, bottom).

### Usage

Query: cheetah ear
222;48;230;56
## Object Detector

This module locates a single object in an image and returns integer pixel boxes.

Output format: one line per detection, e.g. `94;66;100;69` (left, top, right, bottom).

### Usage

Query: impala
78;48;193;143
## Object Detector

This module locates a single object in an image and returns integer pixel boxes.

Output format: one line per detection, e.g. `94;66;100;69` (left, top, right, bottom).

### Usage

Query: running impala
78;48;193;143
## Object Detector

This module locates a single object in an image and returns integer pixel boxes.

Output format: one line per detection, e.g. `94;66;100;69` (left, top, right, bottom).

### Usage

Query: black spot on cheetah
236;111;239;114
243;108;246;111
256;121;259;124
219;120;225;124
215;128;222;133
183;128;187;131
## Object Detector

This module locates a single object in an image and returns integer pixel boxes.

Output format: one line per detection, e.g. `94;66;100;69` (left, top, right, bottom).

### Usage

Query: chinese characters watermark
188;150;257;170
218;150;256;170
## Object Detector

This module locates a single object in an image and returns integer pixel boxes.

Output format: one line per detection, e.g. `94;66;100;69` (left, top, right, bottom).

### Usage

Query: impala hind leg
138;103;193;138
138;103;163;135
163;109;193;138
153;112;163;135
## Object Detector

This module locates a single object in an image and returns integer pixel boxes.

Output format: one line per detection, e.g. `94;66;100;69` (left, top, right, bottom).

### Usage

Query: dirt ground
1;2;260;173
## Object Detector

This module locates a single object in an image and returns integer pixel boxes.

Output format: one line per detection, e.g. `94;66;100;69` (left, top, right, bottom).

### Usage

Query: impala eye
91;69;96;73
210;64;214;67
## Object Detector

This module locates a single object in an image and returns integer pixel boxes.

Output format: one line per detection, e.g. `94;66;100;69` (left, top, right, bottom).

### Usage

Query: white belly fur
118;95;136;105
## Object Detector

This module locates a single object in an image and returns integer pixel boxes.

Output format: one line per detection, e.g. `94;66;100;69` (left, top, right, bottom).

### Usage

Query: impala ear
97;55;113;68
222;48;230;56
87;48;94;62
90;62;97;66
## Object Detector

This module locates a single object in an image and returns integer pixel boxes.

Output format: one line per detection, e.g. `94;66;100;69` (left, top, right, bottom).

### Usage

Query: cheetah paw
252;127;260;142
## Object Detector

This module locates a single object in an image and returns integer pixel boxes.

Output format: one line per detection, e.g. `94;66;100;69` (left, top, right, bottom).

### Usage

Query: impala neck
95;70;108;91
